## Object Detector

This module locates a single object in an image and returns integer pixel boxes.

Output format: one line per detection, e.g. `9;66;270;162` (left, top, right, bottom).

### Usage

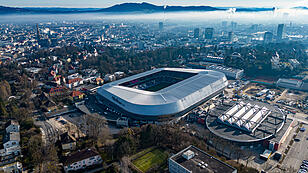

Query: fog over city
0;1;308;173
1;8;308;24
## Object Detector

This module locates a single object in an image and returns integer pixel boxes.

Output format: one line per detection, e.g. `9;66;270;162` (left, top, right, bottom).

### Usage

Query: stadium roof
99;68;225;105
207;101;286;142
97;68;227;116
218;101;271;133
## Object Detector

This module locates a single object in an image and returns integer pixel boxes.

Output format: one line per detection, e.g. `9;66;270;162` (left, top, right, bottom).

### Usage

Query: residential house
5;120;19;133
47;86;66;97
95;77;104;85
0;120;21;159
39;93;57;112
60;132;76;151
48;70;57;81
3;132;20;150
66;78;83;89
43;100;57;112
114;71;125;79
104;74;116;82
63;148;102;172
0;162;22;173
70;91;85;101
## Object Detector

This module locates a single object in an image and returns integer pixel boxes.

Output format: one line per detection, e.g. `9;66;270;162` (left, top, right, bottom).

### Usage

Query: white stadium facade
97;68;228;121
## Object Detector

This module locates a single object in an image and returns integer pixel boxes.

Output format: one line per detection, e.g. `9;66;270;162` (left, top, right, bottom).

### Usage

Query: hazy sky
0;0;307;8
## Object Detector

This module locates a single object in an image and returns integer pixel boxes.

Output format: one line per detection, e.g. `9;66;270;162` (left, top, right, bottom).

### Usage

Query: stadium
97;68;228;121
206;100;293;150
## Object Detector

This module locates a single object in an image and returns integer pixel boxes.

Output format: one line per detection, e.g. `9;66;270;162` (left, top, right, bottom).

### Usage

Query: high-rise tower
36;24;41;42
277;24;284;42
204;28;214;39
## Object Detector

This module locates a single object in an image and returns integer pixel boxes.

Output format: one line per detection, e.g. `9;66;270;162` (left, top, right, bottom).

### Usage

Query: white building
169;145;237;173
104;74;116;82
288;59;300;68
68;73;82;80
114;71;125;79
63;148;102;172
0;121;22;163
66;78;83;89
271;54;281;70
203;56;225;64
276;78;303;90
116;117;129;127
5;120;20;133
207;64;244;79
0;162;22;173
3;132;20;150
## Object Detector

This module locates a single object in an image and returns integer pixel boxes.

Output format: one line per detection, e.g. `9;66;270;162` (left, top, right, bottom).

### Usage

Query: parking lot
281;123;308;172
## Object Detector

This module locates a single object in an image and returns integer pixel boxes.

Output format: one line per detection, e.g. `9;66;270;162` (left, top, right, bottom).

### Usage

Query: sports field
146;82;172;92
132;148;168;173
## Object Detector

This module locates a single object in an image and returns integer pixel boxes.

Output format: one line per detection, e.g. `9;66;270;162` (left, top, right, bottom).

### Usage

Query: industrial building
97;68;228;122
169;145;237;173
206;100;293;151
276;78;306;91
218;101;272;133
207;64;244;79
203;56;225;64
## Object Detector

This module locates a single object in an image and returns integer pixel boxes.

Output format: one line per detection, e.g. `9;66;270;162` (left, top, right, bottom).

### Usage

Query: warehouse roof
170;145;237;173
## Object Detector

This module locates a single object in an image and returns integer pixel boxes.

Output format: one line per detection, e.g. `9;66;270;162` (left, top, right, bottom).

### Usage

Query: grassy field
132;148;168;173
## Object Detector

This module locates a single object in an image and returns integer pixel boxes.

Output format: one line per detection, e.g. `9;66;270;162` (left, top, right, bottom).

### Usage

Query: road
85;94;121;121
273;89;288;103
35;119;59;145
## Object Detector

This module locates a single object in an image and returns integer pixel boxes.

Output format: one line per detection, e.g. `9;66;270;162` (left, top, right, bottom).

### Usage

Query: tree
120;156;130;173
0;80;11;101
39;145;61;173
113;131;137;159
27;135;60;173
27;135;44;169
140;125;155;148
83;114;107;144
97;127;111;147
0;98;8;118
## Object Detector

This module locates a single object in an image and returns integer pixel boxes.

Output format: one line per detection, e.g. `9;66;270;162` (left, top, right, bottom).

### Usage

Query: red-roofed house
95;77;104;85
66;78;83;89
70;91;85;101
47;86;66;96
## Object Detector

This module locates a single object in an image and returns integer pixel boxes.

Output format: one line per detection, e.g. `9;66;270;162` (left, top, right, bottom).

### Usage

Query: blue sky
0;0;307;8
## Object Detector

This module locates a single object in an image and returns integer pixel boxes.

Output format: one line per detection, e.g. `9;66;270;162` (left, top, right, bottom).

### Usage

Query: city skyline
1;0;307;8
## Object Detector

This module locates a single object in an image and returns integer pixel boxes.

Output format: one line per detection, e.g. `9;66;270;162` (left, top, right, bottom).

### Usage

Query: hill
0;2;275;14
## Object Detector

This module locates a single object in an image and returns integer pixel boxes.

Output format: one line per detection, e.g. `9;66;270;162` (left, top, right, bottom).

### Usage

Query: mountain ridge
0;2;280;14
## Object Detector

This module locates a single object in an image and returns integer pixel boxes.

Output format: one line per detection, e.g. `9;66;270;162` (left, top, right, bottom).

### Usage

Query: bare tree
83;114;107;144
120;156;130;173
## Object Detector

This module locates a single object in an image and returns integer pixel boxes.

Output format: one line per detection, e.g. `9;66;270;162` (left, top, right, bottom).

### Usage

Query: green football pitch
132;148;168;173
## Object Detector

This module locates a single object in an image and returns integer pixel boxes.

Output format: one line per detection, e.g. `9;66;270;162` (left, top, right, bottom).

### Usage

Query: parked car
300;127;306;132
